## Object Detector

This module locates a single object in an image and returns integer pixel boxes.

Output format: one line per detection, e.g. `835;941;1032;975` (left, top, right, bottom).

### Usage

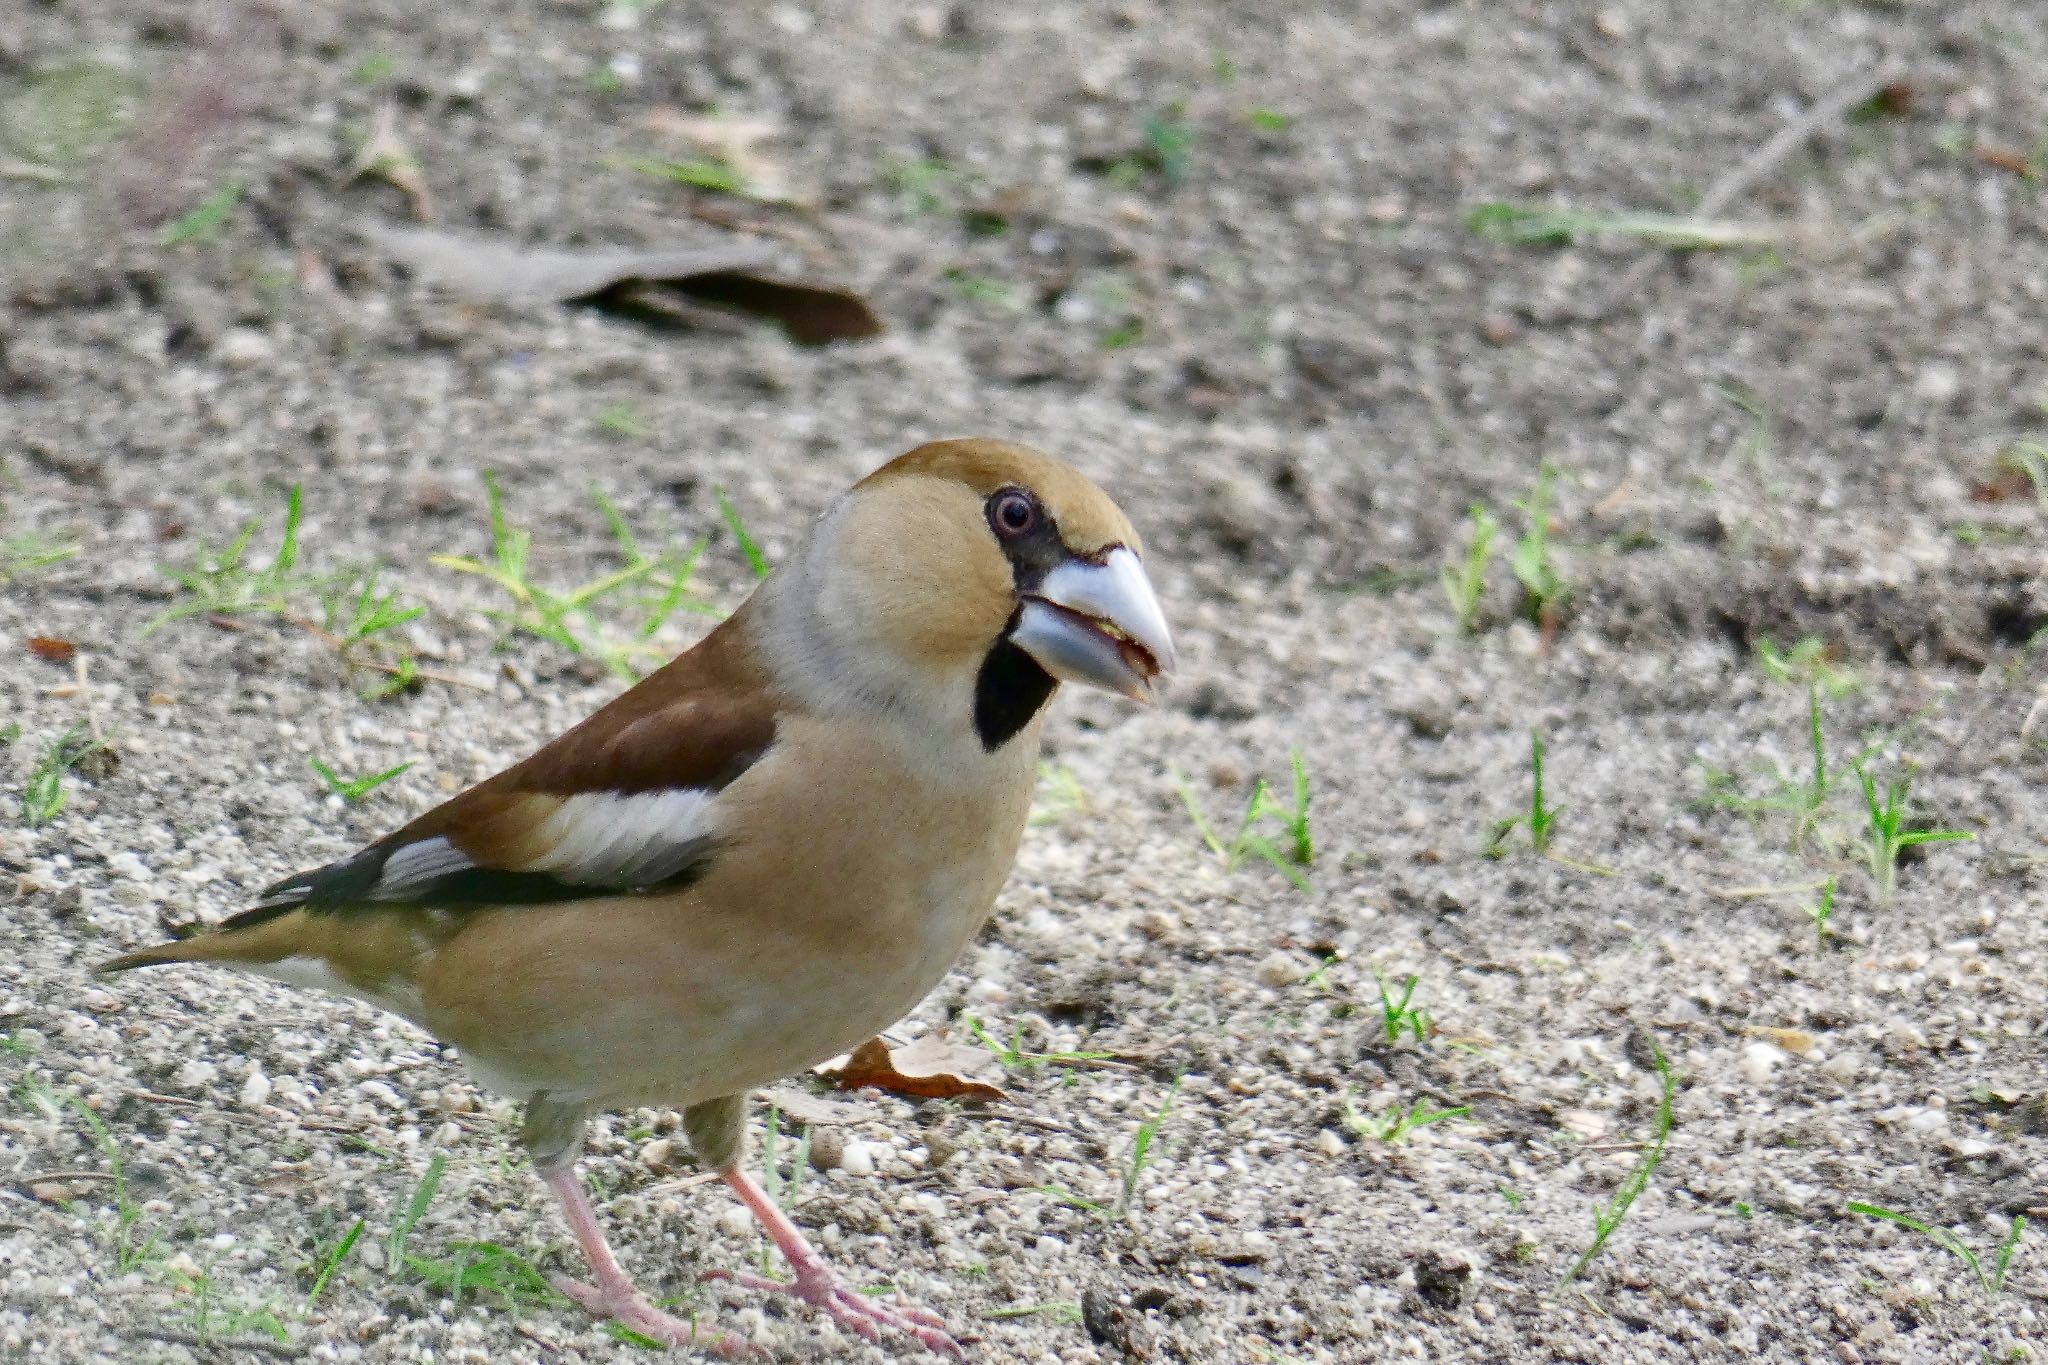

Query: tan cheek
888;542;1013;661
836;506;1014;663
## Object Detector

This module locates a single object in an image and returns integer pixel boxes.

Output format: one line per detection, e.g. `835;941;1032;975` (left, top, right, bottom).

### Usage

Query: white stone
1740;1042;1785;1087
238;1065;272;1108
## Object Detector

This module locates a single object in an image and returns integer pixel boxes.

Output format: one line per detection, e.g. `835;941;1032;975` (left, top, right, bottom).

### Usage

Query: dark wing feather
249;626;780;919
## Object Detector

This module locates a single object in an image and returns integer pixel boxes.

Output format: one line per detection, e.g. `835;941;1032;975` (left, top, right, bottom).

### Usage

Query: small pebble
1741;1042;1784;1087
806;1129;844;1172
356;1079;404;1109
174;1059;218;1091
238;1065;272;1108
214;328;274;369
1256;951;1311;988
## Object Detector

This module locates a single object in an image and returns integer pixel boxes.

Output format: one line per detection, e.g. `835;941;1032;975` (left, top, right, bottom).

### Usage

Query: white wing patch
363;790;721;902
371;835;476;900
519;789;722;887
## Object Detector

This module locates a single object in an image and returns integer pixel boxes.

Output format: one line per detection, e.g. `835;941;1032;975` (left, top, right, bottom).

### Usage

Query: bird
100;437;1175;1358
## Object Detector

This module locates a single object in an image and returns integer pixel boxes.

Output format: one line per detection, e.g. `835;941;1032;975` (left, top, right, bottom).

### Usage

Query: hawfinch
103;438;1175;1357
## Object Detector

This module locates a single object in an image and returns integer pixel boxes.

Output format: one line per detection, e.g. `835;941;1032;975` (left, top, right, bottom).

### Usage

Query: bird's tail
99;937;226;973
97;896;310;974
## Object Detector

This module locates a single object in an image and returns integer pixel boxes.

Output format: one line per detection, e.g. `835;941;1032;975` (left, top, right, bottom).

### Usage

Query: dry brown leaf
817;1035;1007;1103
1973;143;2033;178
1744;1025;1818;1056
366;223;881;345
26;636;76;663
620;272;883;346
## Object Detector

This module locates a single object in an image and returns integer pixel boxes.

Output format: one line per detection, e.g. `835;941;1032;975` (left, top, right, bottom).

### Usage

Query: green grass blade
305;1218;364;1308
717;489;770;578
387;1154;446;1266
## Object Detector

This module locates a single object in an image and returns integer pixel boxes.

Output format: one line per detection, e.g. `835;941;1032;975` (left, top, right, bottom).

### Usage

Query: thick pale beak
1011;547;1176;702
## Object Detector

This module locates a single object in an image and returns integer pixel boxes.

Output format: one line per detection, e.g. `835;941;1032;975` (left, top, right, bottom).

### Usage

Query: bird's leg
707;1163;965;1359
543;1165;760;1357
685;1094;961;1355
525;1093;752;1357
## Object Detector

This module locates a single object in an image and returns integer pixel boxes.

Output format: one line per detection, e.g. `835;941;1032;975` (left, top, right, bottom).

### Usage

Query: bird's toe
551;1270;761;1357
707;1266;964;1357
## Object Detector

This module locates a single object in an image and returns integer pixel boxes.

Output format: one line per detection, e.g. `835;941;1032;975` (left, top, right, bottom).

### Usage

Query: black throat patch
974;626;1057;750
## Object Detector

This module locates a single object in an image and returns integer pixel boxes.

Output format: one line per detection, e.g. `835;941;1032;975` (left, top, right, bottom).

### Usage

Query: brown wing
239;617;780;922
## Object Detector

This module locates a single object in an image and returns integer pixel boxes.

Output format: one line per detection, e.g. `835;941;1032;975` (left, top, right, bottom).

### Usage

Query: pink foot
715;1166;965;1357
705;1264;963;1358
549;1270;759;1358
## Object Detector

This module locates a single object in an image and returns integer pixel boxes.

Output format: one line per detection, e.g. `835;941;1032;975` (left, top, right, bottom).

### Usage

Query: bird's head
763;438;1175;749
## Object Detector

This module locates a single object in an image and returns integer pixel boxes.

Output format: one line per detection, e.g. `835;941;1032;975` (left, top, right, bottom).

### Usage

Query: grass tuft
386;1154;446;1268
1441;503;1498;633
1509;466;1568;630
12;1079;165;1274
167;1264;289;1347
1697;686;1842;851
1343;1089;1469;1144
0;529;81;581
151;487;429;698
1373;972;1431;1045
1172;751;1314;890
1854;762;1972;904
308;757;413;804
1467;202;1779;250
620;153;749;195
761;1100;812;1214
1804;874;1838;946
1116;1077;1181;1219
160;179;243;247
302;1218;365;1307
433;475;718;679
1486;729;1561;858
965;1014;1114;1072
1560;1042;1675;1284
1846;1203;2026;1299
1028;762;1088;826
1755;635;1859;697
151;486;312;629
406;1240;561;1308
20;724;104;828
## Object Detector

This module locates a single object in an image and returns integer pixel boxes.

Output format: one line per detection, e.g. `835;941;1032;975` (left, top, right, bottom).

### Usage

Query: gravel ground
4;2;2047;1362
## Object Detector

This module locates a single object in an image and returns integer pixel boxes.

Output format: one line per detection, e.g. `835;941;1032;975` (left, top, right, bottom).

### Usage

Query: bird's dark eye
987;488;1039;540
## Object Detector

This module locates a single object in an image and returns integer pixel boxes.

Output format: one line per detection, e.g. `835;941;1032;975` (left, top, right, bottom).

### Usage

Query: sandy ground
4;2;2048;1361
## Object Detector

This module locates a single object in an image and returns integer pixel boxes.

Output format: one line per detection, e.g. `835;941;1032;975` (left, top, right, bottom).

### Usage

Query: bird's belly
420;853;1006;1110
